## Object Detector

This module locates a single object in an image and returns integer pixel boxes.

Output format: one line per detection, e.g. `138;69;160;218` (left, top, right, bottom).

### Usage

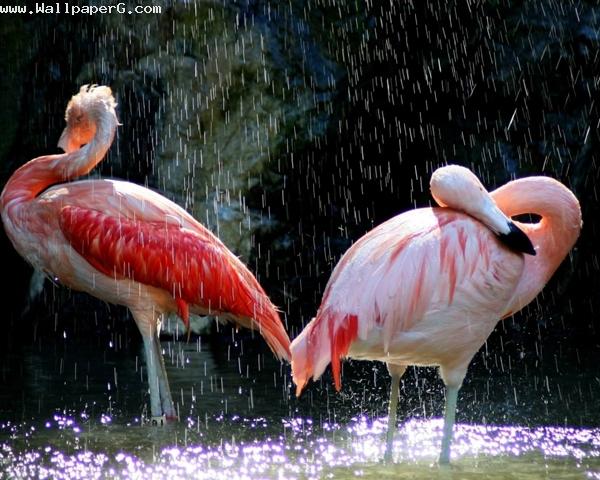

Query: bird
290;164;581;463
1;85;291;423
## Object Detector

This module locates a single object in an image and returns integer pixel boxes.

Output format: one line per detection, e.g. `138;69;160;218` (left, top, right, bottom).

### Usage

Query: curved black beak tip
497;222;537;256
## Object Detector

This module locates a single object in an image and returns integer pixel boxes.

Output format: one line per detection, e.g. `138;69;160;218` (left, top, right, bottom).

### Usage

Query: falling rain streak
0;0;600;478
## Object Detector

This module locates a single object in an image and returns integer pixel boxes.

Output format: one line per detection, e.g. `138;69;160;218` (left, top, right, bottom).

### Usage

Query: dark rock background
0;1;598;389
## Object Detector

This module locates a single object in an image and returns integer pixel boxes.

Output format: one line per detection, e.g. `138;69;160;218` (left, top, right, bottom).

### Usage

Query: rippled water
3;417;600;479
1;336;599;479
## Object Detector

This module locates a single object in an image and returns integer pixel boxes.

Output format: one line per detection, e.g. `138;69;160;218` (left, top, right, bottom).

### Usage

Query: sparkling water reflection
1;339;599;478
1;416;600;478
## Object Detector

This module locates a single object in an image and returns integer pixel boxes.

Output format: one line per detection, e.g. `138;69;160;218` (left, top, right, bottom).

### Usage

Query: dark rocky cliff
0;1;598;351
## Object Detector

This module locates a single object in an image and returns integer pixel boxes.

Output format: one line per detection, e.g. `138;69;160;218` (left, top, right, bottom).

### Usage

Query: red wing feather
59;205;291;359
329;312;358;391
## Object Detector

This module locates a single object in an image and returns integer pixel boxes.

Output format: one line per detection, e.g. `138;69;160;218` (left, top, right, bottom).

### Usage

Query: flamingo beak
497;221;537;256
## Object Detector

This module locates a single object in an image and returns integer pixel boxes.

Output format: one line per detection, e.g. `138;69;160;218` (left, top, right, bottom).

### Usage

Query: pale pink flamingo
291;165;581;463
1;85;291;422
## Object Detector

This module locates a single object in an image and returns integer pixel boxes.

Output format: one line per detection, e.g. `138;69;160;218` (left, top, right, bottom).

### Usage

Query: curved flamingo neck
491;176;582;314
1;111;116;211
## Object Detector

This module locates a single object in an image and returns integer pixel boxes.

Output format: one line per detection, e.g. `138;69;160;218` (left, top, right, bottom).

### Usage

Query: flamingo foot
151;415;167;426
148;414;178;426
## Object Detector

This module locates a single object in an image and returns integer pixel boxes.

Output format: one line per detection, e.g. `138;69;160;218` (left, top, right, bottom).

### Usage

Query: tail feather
329;314;358;391
254;302;291;362
291;309;358;396
224;255;291;361
291;319;318;396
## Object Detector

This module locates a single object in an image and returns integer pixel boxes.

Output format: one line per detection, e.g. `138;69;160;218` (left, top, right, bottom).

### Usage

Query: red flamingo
291;165;581;463
1;85;291;422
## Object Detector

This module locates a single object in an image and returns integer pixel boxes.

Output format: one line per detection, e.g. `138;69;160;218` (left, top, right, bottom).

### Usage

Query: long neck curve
491;176;582;315
1;108;117;211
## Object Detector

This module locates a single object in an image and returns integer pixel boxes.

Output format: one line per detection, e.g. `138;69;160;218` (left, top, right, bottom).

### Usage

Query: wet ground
1;330;599;479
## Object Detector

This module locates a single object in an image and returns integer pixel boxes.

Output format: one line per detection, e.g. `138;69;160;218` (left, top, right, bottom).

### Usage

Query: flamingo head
431;165;536;256
58;85;117;153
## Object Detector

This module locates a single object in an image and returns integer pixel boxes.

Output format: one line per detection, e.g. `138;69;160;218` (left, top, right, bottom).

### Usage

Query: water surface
1;336;599;479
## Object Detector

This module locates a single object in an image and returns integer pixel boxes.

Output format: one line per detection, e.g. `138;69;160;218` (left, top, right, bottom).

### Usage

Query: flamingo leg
133;309;176;422
384;363;406;462
439;384;459;464
142;334;164;421
152;333;176;418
